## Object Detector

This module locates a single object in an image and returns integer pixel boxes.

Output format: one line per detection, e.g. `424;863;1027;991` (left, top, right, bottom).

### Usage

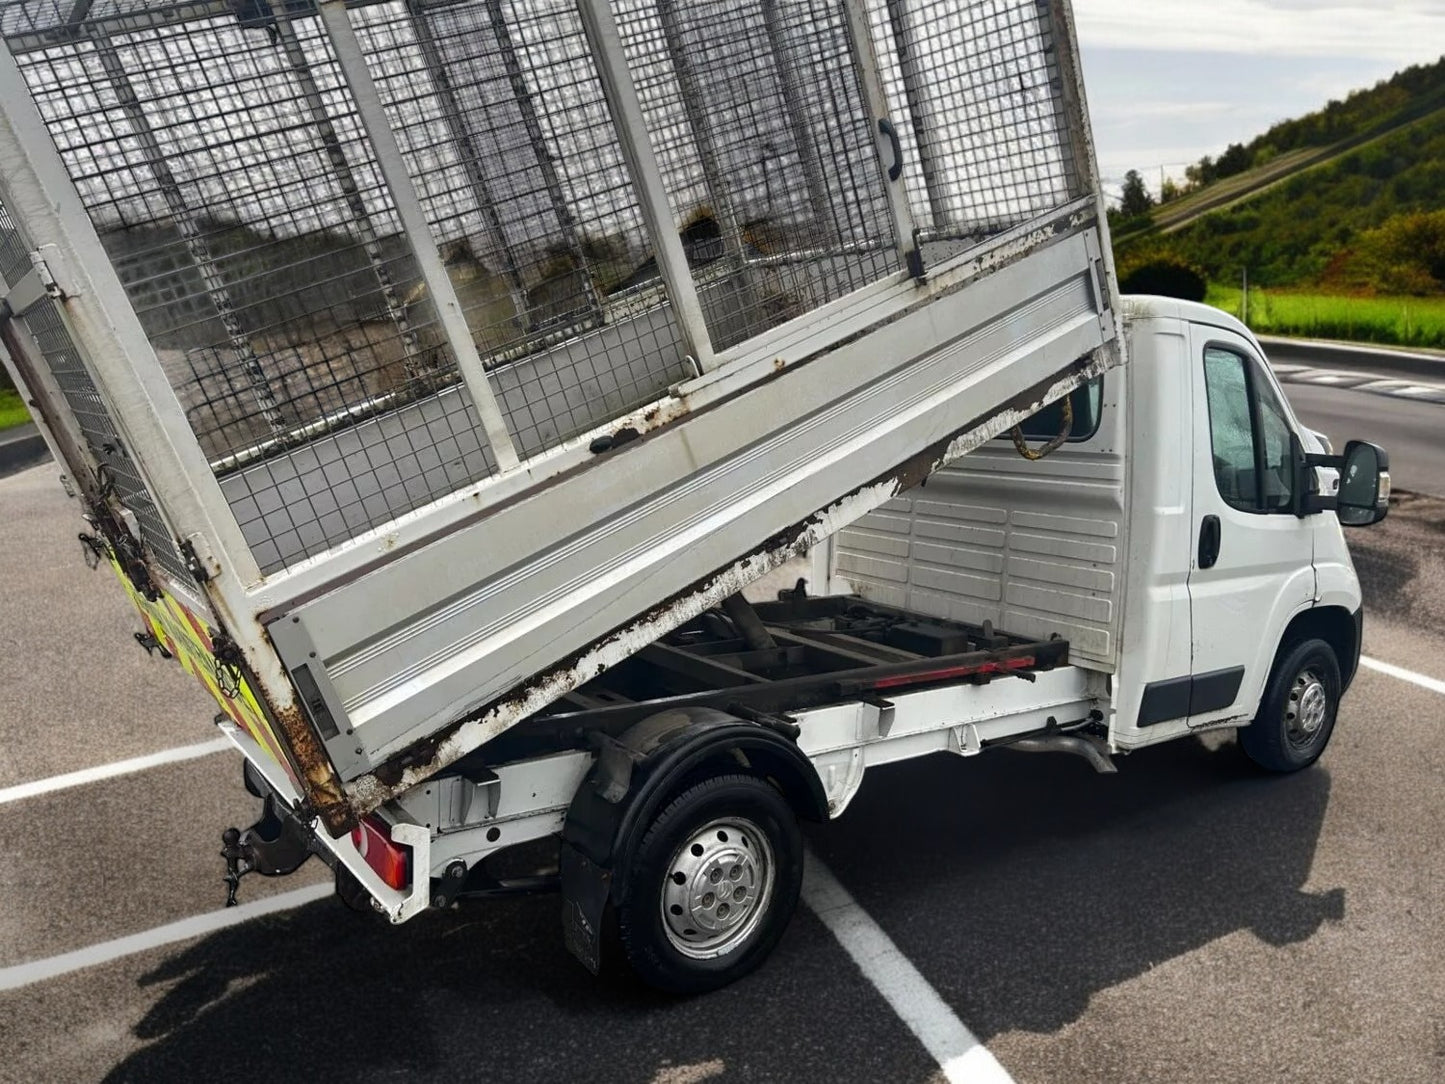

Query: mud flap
560;842;612;974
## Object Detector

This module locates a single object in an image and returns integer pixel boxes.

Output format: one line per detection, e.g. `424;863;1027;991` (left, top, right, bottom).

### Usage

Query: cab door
1185;325;1316;727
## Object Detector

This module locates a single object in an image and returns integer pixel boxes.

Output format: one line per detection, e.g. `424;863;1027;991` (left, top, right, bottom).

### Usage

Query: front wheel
1240;638;1341;772
615;773;802;993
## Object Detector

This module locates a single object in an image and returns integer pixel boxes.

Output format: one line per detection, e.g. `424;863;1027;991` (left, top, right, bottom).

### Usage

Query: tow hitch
220;789;318;907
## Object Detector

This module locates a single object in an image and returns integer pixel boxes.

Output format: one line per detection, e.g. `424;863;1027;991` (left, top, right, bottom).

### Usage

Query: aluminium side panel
834;360;1130;672
277;219;1121;813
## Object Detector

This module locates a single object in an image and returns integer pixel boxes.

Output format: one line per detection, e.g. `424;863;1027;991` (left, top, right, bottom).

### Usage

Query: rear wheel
615;773;802;993
1240;638;1341;772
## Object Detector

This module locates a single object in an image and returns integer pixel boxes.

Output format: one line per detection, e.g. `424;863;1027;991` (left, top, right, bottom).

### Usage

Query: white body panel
1111;298;1362;749
836;296;1367;751
833;361;1128;670
1182;321;1315;728
1110;312;1197;744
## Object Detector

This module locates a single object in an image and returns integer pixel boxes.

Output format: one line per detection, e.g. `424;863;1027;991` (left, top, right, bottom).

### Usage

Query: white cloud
1074;0;1445;63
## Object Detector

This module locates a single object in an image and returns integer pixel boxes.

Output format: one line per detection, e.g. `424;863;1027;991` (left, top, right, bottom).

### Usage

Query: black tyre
1240;638;1341;772
615;773;802;994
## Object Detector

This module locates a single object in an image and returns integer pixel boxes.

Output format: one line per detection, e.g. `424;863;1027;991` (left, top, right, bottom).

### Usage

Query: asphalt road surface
1284;382;1442;499
1;374;1443;1084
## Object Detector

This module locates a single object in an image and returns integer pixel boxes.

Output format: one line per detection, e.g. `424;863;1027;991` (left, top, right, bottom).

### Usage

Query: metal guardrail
0;421;47;477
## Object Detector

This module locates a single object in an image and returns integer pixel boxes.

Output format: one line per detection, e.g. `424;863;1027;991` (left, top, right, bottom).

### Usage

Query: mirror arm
1292;434;1338;518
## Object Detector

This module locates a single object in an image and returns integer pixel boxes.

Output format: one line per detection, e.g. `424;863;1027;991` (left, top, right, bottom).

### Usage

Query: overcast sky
1072;0;1445;196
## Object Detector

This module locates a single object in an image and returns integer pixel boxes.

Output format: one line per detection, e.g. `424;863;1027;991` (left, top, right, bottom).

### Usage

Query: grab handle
878;118;903;182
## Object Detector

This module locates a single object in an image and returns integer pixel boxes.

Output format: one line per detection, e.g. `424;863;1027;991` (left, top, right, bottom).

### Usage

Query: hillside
1116;55;1445;295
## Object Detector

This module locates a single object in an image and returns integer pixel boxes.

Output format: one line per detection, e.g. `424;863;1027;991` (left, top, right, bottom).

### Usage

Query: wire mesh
0;191;194;585
864;0;1080;262
3;0;1094;574
611;0;900;352
346;0;694;459
7;7;505;571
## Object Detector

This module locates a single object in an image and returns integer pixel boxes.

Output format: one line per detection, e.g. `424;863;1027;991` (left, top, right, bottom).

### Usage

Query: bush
1118;254;1208;301
1350;209;1445;294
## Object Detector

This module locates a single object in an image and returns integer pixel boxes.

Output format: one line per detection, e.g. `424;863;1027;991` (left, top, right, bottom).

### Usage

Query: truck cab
1117;295;1377;754
832;294;1388;765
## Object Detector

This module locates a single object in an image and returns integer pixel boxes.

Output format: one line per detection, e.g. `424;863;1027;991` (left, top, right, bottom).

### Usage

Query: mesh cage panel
6;6;504;571
865;0;1080;262
347;0;692;459
3;0;1096;574
0;192;194;585
612;0;900;352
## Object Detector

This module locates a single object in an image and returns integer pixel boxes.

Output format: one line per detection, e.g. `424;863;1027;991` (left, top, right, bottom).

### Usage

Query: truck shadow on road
807;734;1343;1041
103;736;1339;1082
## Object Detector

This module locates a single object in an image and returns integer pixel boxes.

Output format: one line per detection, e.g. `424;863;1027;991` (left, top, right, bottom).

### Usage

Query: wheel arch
558;708;825;974
1278;604;1362;691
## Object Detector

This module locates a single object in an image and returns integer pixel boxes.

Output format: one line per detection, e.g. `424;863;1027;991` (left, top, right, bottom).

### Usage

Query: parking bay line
0;737;231;806
802;849;1017;1084
1;654;1438;1045
0;883;333;992
0;846;1018;1084
1359;655;1445;697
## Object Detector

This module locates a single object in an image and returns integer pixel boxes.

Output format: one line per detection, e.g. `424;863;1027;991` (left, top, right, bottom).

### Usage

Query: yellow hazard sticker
107;557;301;791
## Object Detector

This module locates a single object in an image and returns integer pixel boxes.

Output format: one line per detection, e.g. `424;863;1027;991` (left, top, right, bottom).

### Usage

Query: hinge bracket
0;250;65;322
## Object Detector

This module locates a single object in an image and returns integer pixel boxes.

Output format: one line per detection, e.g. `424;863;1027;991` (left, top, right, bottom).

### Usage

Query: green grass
0;388;31;432
1205;284;1445;350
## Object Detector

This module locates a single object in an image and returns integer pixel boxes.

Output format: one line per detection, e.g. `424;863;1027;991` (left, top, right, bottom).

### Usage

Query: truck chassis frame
225;595;1101;924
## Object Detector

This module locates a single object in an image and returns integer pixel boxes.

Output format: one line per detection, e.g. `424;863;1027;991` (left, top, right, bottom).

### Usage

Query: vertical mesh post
575;0;716;372
840;0;922;278
1037;0;1091;201
272;15;431;385
654;0;745;259
761;0;836;248
316;0;519;469
882;0;949;228
479;0;606;329
403;0;528;329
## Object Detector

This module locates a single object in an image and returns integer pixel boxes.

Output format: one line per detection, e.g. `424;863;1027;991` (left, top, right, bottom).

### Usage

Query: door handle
1198;515;1221;569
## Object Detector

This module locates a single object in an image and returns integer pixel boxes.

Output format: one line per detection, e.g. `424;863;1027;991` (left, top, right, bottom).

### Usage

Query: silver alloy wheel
660;817;775;960
1285;668;1329;746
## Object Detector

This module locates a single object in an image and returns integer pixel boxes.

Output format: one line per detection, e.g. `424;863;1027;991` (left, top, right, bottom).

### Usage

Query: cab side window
1203;346;1296;513
1016;377;1104;442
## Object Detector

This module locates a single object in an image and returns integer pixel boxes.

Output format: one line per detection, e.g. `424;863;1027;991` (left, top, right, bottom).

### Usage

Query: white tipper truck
0;0;1389;992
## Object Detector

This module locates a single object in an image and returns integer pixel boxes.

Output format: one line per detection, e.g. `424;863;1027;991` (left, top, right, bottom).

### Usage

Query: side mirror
1337;440;1390;527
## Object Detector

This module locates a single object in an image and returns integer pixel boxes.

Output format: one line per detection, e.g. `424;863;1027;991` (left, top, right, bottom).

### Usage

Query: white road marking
0;883;332;992
802;851;1016;1084
649;1060;726;1084
1271;366;1445;403
1360;655;1445;697
0;737;231;806
2;654;1439;1006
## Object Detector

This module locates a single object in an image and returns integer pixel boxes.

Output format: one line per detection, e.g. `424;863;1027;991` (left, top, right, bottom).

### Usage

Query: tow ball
220;791;316;907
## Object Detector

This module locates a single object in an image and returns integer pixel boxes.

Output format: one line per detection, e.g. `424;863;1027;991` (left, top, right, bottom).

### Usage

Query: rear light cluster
350;814;411;890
